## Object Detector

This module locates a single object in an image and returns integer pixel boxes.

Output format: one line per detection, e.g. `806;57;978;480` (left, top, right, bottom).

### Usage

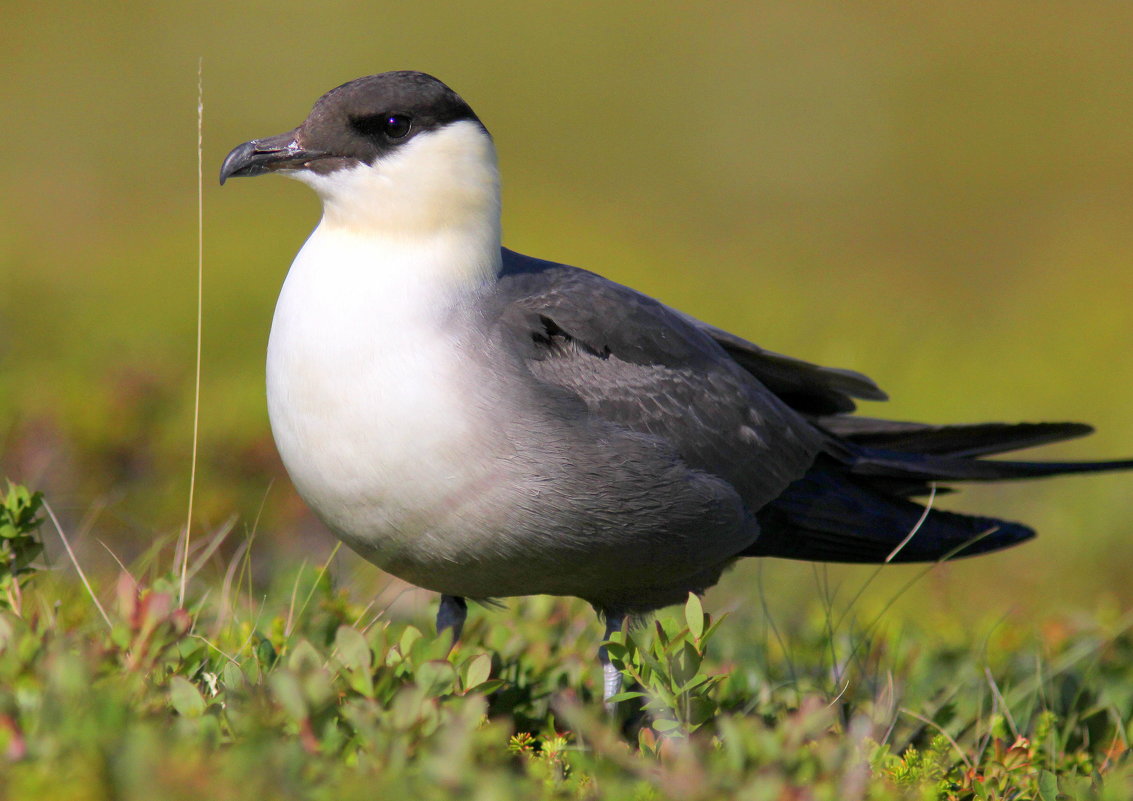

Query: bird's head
220;71;499;237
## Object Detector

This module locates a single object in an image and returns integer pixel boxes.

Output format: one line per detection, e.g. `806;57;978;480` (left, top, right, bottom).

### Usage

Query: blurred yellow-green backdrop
3;1;1132;625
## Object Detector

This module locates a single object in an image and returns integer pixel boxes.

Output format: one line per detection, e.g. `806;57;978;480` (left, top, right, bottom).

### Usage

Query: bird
220;71;1133;703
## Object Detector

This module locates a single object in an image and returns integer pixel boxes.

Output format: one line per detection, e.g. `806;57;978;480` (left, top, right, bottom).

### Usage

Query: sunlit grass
1;487;1131;799
5;4;1133;796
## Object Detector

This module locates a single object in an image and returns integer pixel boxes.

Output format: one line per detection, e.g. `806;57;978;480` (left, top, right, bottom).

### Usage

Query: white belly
265;223;513;574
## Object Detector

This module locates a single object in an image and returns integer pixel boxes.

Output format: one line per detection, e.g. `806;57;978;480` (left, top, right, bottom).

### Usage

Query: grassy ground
4;4;1133;798
2;485;1131;800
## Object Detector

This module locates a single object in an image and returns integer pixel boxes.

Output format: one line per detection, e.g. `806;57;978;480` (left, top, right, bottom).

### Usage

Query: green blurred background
3;1;1132;628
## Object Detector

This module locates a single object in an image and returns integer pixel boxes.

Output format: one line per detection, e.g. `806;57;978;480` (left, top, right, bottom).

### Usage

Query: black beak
219;129;327;185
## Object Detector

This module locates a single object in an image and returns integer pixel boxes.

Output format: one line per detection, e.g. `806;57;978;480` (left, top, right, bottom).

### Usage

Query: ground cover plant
6;6;1133;799
1;483;1130;800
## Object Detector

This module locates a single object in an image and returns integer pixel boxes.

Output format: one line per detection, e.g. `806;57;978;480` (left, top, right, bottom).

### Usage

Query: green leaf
603;641;628;661
687;695;718;728
301;665;335;710
391;685;431;730
269;671;308;720
287;639;322;673
1037;771;1059;801
255;635;278;668
467;678;506;694
334;625;372;674
414;660;457;697
336;628;375;697
651;718;682;734
672;640;701;687
606;690;647;703
221;661;245;692
398;626;423;659
168;675;206;718
461;652;492;691
989;714;1009;741
685;593;704;639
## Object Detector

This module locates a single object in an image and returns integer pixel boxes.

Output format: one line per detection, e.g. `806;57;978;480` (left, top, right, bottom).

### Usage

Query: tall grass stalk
180;58;205;606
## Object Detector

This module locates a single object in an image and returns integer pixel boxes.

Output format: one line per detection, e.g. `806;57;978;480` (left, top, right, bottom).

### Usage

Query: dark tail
748;463;1035;563
747;420;1132;564
827;418;1133;493
817;417;1096;458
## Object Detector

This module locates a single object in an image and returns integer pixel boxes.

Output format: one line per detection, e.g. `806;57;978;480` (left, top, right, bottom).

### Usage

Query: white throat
293;119;501;252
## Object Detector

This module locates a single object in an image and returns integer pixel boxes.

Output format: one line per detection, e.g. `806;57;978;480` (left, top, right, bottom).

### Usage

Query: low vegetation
0;483;1130;800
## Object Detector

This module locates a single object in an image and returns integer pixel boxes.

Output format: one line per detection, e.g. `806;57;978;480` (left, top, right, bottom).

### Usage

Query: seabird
221;71;1133;703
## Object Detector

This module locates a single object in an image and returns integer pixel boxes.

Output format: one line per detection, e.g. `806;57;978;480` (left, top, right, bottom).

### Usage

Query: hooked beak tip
219;130;312;186
219;140;259;185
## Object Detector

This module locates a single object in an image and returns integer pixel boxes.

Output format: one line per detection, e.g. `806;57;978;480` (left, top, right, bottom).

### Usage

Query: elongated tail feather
749;464;1034;564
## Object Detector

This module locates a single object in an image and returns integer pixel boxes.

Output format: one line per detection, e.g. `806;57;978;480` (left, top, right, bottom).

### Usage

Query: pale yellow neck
293;120;502;245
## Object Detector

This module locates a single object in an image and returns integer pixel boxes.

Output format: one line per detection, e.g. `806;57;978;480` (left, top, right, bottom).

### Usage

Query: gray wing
489;249;1130;580
682;318;888;415
492;248;827;512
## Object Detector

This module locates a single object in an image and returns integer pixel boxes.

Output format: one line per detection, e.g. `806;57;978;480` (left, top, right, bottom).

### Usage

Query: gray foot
598;613;626;710
602;661;623;708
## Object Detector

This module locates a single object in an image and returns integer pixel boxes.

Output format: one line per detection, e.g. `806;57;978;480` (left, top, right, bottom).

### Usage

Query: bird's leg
436;594;467;651
599;612;626;710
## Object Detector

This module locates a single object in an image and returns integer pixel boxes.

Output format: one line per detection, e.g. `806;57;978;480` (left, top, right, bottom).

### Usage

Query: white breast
266;221;511;567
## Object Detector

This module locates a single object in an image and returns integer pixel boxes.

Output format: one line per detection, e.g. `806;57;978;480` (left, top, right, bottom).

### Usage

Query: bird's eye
383;114;412;139
350;113;414;141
